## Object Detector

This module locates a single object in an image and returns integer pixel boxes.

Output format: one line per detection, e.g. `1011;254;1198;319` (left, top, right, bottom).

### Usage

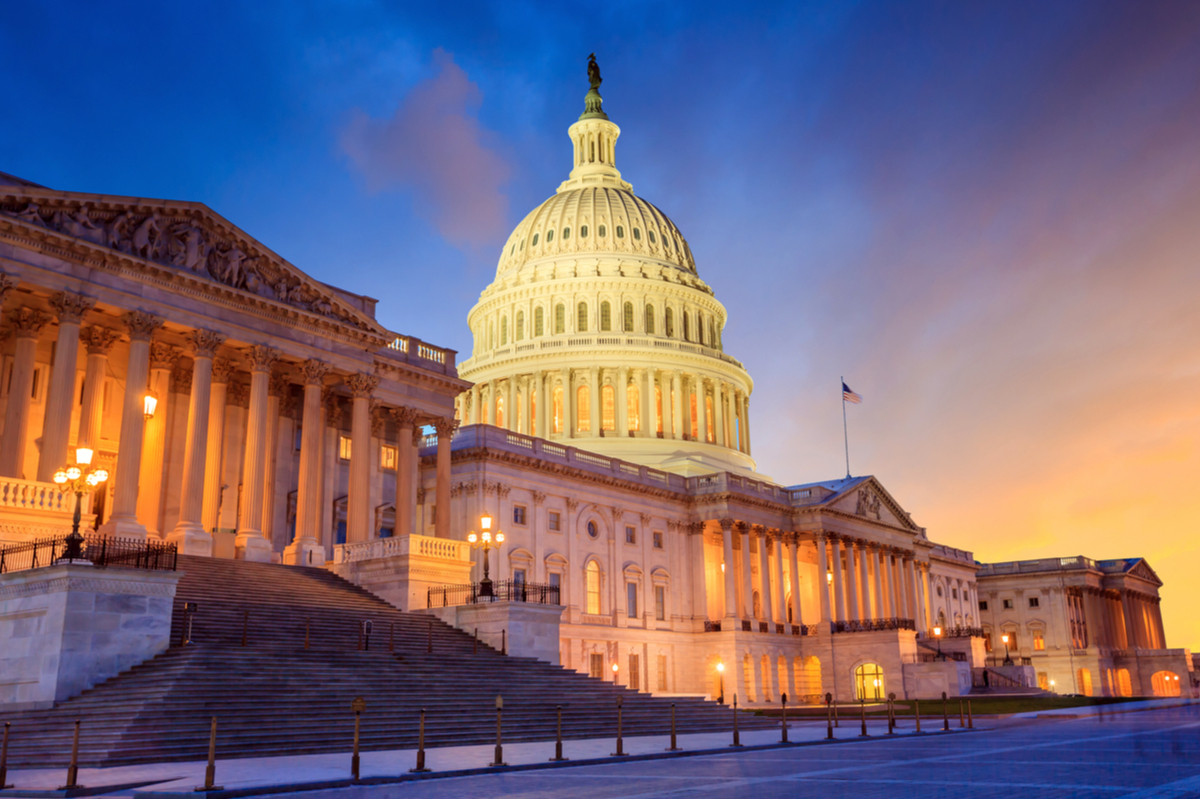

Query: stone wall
421;600;563;665
0;563;179;710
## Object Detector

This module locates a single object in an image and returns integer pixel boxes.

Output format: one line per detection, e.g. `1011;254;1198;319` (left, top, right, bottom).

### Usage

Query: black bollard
194;716;222;791
411;708;430;772
968;698;974;729
351;699;364;781
915;698;921;733
667;703;680;751
550;704;567;761
732;694;742;746
613;696;626;756
941;691;949;732
780;693;789;743
888;694;895;735
1;722;11;790
502;628;507;655
825;692;834;739
491;695;506;766
860;698;868;737
959;698;965;728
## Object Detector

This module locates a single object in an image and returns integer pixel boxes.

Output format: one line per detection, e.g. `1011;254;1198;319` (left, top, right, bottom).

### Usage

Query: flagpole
842;375;850;479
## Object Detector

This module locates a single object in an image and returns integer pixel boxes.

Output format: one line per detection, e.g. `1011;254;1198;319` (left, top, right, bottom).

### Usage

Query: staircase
4;555;770;767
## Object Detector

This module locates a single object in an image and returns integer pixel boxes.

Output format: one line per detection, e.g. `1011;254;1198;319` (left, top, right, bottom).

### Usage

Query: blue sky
4;1;1200;648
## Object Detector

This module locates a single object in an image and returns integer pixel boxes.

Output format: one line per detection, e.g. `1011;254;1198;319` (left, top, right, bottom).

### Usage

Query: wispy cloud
340;49;510;249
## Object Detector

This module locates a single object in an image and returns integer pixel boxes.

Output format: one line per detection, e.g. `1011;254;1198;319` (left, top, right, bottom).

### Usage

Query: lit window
338;435;352;460
513;505;527;525
655;386;663;435
627;383;640;432
552;386;563;433
657;653;667;690
1033;631;1045;651
653;531;663;549
586;562;601;614
627;582;638;618
548;511;561;532
380;445;397;470
625;525;636;544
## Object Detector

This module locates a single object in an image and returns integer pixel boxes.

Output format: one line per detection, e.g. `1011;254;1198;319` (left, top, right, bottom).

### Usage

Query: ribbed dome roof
495;186;696;280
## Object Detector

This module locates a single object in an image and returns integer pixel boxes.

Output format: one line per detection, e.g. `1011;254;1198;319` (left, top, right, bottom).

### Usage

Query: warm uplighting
466;512;504;598
932;625;944;660
715;661;725;704
75;447;93;466
480;513;493;531
826;570;833;584
611;662;619;683
143;393;158;419
1000;632;1013;666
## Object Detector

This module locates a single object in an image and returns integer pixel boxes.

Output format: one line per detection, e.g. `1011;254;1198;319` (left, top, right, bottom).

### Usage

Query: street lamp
143;392;158;419
716;661;726;704
466;512;505;598
611;662;619;684
52;446;109;562
1001;632;1013;666
932;625;944;661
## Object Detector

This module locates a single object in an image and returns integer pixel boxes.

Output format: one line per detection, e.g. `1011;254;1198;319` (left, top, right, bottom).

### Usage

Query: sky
3;1;1198;650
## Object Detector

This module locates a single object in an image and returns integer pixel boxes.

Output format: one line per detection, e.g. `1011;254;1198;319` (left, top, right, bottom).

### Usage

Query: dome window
580;225;588;238
577;302;588;332
546;229;554;242
648;231;656;244
665;308;674;337
644;304;655;334
616;225;625;238
598;224;606;237
600;301;612;332
516;311;525;341
532;233;539;246
510;244;516;256
534;307;545;337
555;303;565;334
563;227;570;240
623;302;634;332
632;228;641;240
520;239;525;250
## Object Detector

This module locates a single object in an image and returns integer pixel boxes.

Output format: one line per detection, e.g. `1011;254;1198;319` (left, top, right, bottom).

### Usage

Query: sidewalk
0;715;945;799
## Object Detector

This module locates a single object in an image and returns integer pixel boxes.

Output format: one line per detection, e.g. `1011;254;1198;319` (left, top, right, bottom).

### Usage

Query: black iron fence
703;619;818;636
0;534;177;574
426;580;560;608
928;626;985;639
833;617;916;634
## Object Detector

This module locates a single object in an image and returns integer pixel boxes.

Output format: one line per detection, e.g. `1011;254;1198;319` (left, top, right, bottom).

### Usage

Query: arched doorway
1116;668;1133;697
1152;671;1181;697
1077;668;1093;697
854;663;885;701
794;656;822;701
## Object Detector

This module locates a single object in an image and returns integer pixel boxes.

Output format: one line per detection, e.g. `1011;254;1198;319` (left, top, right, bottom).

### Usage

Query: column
922;564;933;630
756;527;773;625
200;358;233;533
588;367;600;434
136;341;176;536
815;533;831;629
738;522;753;619
167;330;225;555
469;384;481;425
845;541;860;621
787;534;803;625
76;326;119;452
99;311;162;538
858;543;873;619
882;551;897;618
433;417;456;539
743;396;752;455
345;373;378;544
695;377;708;443
720;518;737;620
391;407;417;537
535;372;548;439
284;359;329;565
910;558;925;632
37;292;94;481
260;373;286;545
772;531;787;624
1152;599;1167;650
640;368;653;438
713;381;725;447
670;371;683;440
0;309;50;477
830;537;846;623
615;366;628;435
233;346;280;560
871;547;886;617
562;369;574;437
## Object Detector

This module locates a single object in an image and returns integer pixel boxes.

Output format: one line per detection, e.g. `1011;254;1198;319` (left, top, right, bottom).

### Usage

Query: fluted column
260;373;286;545
233;346;280;560
884;551;898;618
199;358;233;533
562;369;574;437
738;522;753;619
616;366;629;434
858;543;873;618
167;330;225;554
99;311;162;539
845;541;860;621
743;396;752;455
588;367;600;434
921;564;933;629
284;360;330;565
534;372;548;439
815;532;831;629
787;533;802;624
720;518;737;620
0;309;50;477
433;417;456;539
346;372;379;544
695;377;709;443
910;558;925;632
37;293;94;481
76;327;119;452
136;342;176;536
772;531;787;624
871;546;885;617
830;537;846;623
640;368;653;437
391;407;417;537
713;381;725;447
754;526;773;624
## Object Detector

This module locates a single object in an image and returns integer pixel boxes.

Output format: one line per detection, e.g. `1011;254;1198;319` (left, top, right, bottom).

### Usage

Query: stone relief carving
855;488;881;520
1;200;364;327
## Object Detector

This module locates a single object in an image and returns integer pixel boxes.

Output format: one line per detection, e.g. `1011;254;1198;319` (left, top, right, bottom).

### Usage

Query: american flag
842;382;862;404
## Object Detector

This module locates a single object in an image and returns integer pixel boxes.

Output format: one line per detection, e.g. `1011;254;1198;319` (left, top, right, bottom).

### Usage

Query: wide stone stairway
5;555;770;767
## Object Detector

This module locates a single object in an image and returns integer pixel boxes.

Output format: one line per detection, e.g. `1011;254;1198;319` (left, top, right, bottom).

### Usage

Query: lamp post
932;625;944;661
611;662;619;685
53;447;108;562
1001;633;1013;666
466;512;504;598
716;661;726;704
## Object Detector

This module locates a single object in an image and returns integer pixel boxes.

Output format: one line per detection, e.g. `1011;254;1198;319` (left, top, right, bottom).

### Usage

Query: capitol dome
457;63;756;477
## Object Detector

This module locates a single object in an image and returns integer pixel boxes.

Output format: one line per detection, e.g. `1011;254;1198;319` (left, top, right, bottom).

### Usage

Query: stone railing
381;334;457;374
0;477;72;512
977;555;1097;576
332;533;470;565
832;617;916;634
462;335;746;371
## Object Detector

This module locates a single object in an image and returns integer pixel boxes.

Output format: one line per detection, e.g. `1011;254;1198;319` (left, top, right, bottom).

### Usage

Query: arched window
532;233;539;246
598;224;606;238
580;224;589;238
600;301;612;331
698;315;705;345
562;227;570;240
627;383;640;432
710;320;718;348
534;307;544;337
623;301;634;332
576;385;590;432
683;311;691;342
546;228;554;242
616;225;625;238
555;303;565;334
577;302;588;332
601;385;615;430
644;304;655;334
500;316;508;346
586;561;601;615
854;663;885;701
552;386;563;434
515;311;524;341
495;394;506;428
665;308;674;337
1151;671;1180;697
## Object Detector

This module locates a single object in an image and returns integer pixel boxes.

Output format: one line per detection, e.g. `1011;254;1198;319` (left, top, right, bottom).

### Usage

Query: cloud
340;49;510;249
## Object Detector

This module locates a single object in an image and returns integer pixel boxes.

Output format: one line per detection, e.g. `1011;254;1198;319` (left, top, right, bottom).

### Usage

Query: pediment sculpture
2;199;367;329
855;487;882;520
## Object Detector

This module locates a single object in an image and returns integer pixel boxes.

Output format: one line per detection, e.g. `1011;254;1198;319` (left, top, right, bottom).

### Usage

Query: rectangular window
627;582;638;618
653;530;663;549
1033;631;1045;651
628;654;639;691
513;505;527;525
1037;672;1049;691
548;511;561;531
380;444;397;470
978;600;988;611
589;653;604;679
1002;599;1013;610
338;435;352;460
549;572;561;590
655;585;665;621
1028;597;1040;608
657;654;668;691
625;525;636;544
513;568;526;585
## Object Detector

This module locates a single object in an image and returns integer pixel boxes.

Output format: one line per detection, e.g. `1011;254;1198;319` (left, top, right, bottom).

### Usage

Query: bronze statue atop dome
580;53;608;121
587;53;602;90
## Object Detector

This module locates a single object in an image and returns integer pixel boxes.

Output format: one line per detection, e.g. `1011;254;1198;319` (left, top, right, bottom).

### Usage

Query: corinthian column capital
122;310;163;341
189;329;226;358
49;291;95;324
347;371;379;398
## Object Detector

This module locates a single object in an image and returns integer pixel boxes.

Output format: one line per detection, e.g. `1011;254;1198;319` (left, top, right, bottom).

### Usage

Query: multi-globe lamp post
932;625;945;661
466;513;504;599
52;446;108;561
1001;633;1013;666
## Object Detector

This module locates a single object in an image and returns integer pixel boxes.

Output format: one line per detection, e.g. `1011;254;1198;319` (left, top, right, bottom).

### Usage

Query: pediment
0;189;383;335
826;477;921;533
1127;559;1161;585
